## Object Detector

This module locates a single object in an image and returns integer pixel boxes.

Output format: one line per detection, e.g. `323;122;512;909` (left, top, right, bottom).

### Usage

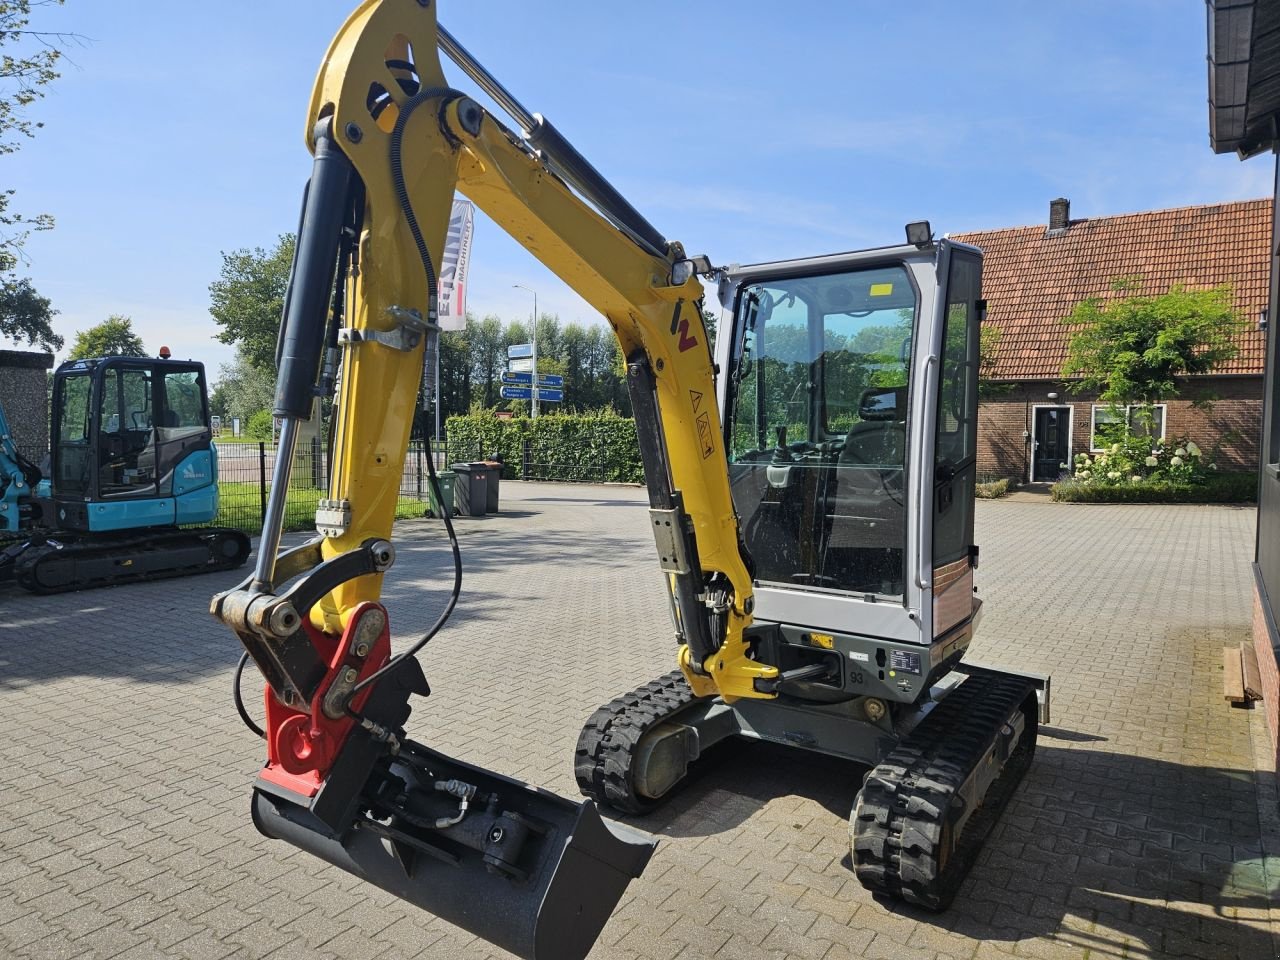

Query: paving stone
0;487;1275;960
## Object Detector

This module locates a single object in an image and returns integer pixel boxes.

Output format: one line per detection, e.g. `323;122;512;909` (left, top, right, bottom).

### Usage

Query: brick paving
0;484;1275;960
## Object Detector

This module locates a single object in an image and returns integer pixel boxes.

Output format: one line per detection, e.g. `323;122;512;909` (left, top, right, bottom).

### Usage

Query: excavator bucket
251;739;654;960
215;585;654;960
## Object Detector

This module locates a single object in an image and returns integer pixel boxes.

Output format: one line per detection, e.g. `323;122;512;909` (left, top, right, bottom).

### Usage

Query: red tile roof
950;198;1270;380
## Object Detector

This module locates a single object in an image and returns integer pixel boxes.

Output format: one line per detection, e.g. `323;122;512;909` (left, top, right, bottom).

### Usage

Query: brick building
1207;0;1280;786
952;197;1268;481
0;349;54;460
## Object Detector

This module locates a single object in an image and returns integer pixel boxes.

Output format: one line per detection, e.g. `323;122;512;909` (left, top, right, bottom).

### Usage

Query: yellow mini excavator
212;3;1049;959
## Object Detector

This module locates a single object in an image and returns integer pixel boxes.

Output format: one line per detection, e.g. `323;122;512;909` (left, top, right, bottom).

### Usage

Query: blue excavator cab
48;356;220;532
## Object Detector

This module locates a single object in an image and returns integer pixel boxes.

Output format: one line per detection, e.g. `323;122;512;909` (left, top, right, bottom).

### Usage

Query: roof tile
951;197;1269;379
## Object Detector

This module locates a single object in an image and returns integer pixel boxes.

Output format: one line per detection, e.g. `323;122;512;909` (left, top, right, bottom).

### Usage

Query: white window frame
1089;403;1167;452
1029;404;1074;483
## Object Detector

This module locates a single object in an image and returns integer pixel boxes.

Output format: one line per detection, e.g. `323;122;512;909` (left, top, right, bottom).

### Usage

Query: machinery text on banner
438;198;474;331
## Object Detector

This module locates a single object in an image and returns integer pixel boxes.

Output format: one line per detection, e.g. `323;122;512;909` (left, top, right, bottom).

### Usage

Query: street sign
501;371;533;385
535;373;564;387
509;357;534;373
535;388;564;403
500;385;533;400
507;343;533;359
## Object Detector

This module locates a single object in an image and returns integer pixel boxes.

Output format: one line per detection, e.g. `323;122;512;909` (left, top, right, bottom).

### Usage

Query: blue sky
3;0;1271;378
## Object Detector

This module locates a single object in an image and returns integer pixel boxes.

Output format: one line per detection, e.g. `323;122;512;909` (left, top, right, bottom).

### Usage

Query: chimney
1047;197;1070;237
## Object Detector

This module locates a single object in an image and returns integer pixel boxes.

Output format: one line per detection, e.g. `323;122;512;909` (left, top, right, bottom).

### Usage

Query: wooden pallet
1224;643;1265;705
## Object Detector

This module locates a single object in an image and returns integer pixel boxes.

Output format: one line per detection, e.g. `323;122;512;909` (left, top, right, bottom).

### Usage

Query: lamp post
513;283;538;418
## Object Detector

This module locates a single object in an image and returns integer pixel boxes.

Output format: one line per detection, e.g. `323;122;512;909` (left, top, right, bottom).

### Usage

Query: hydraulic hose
346;87;466;716
234;651;266;739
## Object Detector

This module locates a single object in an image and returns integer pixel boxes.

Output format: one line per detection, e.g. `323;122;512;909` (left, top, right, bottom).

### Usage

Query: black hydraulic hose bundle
345;86;466;714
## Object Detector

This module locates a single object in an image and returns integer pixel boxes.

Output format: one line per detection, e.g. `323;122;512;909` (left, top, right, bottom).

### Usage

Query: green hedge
1050;472;1256;504
446;410;643;483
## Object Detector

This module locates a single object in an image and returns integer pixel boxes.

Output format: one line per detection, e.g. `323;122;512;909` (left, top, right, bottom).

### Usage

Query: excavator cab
48;356;220;531
716;238;986;680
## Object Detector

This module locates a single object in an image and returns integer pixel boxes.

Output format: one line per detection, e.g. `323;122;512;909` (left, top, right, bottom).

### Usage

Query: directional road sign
508;357;534;373
535;373;564;387
501;371;533;385
498;385;563;402
507;343;533;359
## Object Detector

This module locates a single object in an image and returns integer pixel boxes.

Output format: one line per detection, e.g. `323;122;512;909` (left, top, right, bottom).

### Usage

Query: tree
67;315;146;360
977;323;1012;401
701;308;717;347
437;328;470;422
466;314;505;407
1061;279;1246;407
598;331;630;415
0;276;57;350
211;347;275;423
560;322;589;411
0;1;73;352
533;312;561;362
208;234;295;372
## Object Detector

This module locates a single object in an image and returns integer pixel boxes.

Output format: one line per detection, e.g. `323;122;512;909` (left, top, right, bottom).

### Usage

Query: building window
1090;404;1166;451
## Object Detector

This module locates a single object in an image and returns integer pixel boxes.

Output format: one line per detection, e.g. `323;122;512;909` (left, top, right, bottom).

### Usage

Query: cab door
930;246;982;638
94;363;159;501
151;365;213;496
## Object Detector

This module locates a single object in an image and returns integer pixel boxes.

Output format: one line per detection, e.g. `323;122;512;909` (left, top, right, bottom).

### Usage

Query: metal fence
217;435;622;534
5;435;629;540
214;439;446;534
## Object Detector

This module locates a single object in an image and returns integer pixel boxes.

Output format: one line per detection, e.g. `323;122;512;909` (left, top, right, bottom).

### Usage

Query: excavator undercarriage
577;662;1043;911
2;527;248;594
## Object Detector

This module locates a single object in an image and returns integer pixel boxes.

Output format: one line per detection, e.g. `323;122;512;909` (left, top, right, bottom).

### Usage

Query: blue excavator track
5;526;250;594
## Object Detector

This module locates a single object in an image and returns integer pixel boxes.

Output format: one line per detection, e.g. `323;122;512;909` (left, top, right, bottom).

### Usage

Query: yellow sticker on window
869;283;894;296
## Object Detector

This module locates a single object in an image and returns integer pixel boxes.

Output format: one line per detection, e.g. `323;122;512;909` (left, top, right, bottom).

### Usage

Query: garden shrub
1069;434;1215;487
1053;432;1256;502
1051;472;1255;504
245;409;274;441
975;478;1012;499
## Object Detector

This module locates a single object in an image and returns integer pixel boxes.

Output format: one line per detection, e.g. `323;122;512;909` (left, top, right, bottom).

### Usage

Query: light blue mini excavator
0;353;249;592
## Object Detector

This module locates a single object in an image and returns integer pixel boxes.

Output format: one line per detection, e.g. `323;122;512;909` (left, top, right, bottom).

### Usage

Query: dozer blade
252;740;655;960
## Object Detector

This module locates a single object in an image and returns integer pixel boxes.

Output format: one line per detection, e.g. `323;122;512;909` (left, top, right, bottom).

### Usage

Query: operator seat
824;388;907;588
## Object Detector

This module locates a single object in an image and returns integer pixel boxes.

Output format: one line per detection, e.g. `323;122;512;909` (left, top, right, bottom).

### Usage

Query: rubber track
851;669;1037;910
575;670;699;814
14;527;251;594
